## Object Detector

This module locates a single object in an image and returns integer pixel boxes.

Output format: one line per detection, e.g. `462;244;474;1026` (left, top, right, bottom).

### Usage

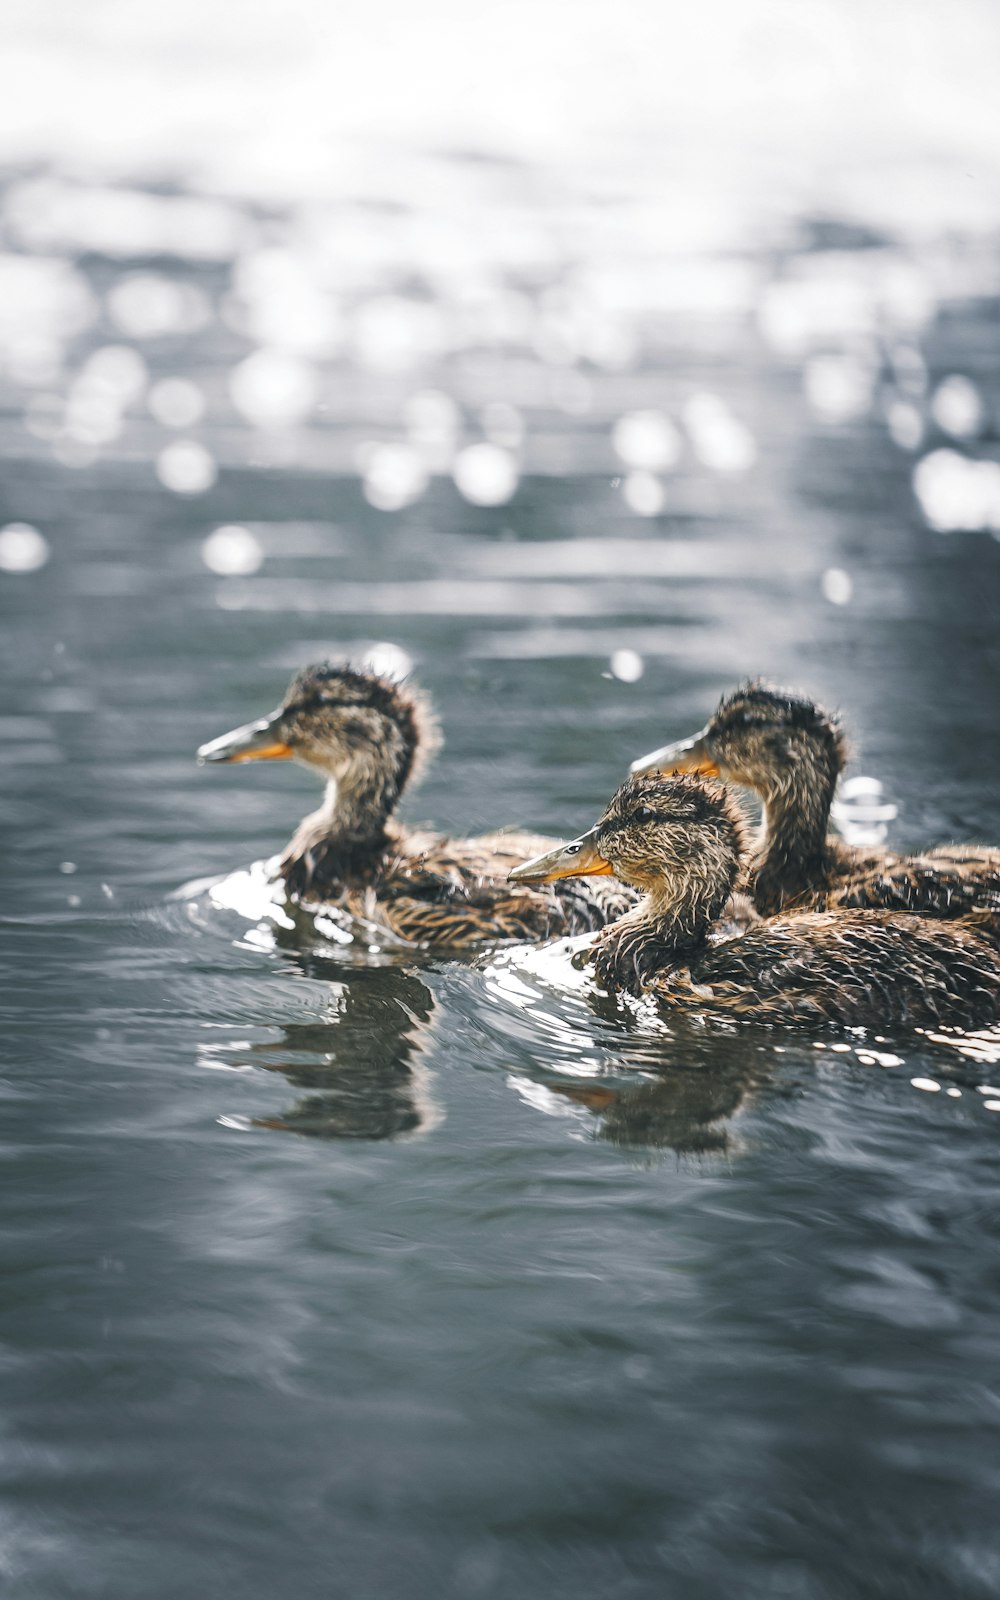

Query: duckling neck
280;770;402;897
595;879;721;995
752;763;836;914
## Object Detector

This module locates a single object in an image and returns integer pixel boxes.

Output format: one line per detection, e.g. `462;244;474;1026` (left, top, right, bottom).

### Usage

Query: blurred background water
3;2;1000;1596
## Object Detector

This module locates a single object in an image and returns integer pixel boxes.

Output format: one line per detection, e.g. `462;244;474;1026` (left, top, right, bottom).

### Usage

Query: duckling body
631;683;1000;924
510;775;1000;1032
198;663;634;948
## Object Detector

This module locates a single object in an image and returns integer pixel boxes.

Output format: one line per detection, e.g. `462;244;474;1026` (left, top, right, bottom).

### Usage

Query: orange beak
197;711;293;765
629;730;719;778
508;826;614;884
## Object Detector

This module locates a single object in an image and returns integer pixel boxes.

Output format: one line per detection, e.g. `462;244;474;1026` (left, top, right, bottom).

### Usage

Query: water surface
3;199;1000;1598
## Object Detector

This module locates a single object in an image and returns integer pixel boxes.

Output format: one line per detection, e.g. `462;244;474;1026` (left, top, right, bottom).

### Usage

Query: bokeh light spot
149;377;206;429
612;410;681;472
622;471;665;517
821;567;853;605
229;349;318;430
0;522;50;573
362;444;429;512
201;525;262;576
157;441;218;495
931;375;983;440
453;443;519;507
610;648;644;682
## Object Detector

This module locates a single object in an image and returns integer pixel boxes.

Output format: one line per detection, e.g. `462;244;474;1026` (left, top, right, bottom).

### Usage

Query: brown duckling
630;682;1000;921
197;662;634;948
510;774;1000;1030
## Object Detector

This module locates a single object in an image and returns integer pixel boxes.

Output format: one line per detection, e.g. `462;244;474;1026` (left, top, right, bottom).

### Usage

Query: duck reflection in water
533;1029;769;1156
485;946;771;1156
214;961;439;1140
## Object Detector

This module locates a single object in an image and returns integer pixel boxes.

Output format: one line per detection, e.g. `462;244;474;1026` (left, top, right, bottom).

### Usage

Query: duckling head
511;774;749;927
197;661;440;815
630;681;846;801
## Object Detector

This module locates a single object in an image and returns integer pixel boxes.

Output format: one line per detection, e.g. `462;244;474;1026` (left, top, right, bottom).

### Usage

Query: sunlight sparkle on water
363;642;413;679
107;274;211;339
0;254;95;359
804;355;873;423
821;567;853;605
404;390;460;471
0;523;49;573
229;349;318;431
452;443;519;506
404;389;460;444
481;402;525;450
885;400;924;452
913;449;1000;534
156;441;218;495
683;393;757;472
610;648;644;682
201;526;263;576
931;375;983;440
362;443;429;512
149;377;206;429
622;471;665;517
353;296;446;373
232;248;344;355
832;775;897;845
611;410;681;473
82;345;148;404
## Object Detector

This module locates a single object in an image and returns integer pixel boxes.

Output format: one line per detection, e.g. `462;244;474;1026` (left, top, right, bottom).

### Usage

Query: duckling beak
508;827;614;884
196;710;293;765
629;729;719;778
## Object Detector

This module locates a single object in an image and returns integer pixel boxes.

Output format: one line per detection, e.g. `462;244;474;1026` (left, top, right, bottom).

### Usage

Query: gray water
3;215;1000;1597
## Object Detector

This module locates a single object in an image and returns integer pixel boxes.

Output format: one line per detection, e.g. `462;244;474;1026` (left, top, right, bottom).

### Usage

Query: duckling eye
633;805;657;824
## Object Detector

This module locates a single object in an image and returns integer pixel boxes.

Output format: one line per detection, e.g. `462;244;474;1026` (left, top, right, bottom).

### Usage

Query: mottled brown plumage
631;681;1000;923
197;662;634;948
511;774;1000;1031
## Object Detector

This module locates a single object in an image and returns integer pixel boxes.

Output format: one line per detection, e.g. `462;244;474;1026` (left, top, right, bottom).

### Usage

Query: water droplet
0;522;49;572
910;1077;941;1092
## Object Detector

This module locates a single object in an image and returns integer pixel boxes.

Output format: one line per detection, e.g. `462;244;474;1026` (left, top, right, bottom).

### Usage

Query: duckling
630;682;1000;921
509;774;1000;1030
197;662;634;948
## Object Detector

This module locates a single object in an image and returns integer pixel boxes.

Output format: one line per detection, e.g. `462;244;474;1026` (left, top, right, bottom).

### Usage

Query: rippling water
3;175;1000;1594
